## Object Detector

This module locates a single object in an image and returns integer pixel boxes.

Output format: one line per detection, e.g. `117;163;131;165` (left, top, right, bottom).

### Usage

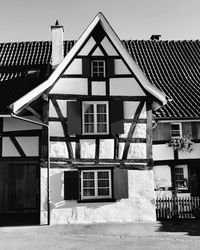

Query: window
171;123;182;138
64;168;128;201
81;169;112;200
91;60;105;78
82;101;109;135
175;165;188;190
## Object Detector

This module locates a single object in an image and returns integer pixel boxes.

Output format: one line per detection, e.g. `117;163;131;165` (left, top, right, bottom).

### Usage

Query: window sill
78;198;115;203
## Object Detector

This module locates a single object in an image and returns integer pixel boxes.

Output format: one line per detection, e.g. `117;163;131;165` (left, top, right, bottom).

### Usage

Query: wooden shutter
67;101;82;135
192;122;200;139
182;122;192;137
113;168;128;199
82;58;90;77
64;171;79;200
110;101;124;134
107;58;114;77
153;123;171;141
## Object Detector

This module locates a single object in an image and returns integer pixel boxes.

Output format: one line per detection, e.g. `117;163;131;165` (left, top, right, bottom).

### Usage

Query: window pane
84;104;94;113
84;114;94;123
97;124;107;133
83;189;95;197
98;171;109;179
98;188;110;196
171;124;180;130
98;180;109;187
83;180;95;188
97;104;106;113
83;172;94;179
97;114;107;123
84;124;94;133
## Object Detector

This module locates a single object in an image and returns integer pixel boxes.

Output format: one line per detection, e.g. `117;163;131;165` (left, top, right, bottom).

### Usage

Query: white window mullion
94;171;98;198
94;104;97;134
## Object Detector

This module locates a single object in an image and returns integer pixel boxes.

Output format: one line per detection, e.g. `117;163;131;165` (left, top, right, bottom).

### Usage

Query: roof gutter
10;112;51;226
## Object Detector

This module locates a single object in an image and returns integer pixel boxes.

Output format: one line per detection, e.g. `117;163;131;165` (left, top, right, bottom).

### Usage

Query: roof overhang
10;12;167;115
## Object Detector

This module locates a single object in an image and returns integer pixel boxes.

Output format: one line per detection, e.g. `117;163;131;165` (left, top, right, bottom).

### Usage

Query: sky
0;0;200;43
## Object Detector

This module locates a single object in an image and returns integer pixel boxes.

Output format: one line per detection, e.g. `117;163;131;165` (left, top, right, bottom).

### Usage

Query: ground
0;220;200;250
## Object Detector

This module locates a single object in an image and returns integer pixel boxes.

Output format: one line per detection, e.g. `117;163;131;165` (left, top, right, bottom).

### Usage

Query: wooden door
0;161;40;226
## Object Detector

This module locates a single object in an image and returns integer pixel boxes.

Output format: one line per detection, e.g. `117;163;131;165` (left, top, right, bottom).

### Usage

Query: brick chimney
51;20;64;69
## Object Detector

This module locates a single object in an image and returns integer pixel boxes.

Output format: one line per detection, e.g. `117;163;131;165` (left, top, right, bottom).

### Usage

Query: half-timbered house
1;12;200;225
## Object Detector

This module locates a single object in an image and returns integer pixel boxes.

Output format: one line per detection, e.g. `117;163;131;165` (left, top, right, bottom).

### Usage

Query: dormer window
91;60;105;78
171;123;182;138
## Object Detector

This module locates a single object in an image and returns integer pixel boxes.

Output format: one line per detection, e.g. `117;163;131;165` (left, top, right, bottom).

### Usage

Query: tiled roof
122;40;200;119
0;40;200;119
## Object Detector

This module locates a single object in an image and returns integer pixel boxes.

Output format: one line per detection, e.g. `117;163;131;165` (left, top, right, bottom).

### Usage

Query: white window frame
81;169;112;200
91;60;105;78
175;165;188;190
82;101;109;135
171;123;182;138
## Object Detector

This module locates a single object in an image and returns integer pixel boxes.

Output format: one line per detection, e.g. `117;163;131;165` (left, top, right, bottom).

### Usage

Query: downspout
10;113;51;225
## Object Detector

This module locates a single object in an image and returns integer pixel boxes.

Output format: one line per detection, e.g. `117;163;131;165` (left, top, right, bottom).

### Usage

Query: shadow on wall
49;172;112;210
157;220;200;236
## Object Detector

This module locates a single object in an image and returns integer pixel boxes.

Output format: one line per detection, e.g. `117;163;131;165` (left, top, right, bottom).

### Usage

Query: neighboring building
0;12;199;226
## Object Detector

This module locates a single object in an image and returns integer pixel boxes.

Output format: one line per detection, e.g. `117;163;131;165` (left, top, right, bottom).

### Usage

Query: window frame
82;101;109;135
171;123;182;138
81;169;112;200
175;165;188;191
91;59;105;78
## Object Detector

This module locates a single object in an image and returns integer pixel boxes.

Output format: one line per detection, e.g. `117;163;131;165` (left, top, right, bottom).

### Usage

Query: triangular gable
10;12;167;115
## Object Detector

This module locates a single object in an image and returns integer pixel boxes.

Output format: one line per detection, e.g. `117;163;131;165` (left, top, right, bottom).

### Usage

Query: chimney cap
51;20;64;31
150;35;161;40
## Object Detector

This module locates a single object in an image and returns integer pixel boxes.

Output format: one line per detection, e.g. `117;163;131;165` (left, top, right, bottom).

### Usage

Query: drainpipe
10;113;51;225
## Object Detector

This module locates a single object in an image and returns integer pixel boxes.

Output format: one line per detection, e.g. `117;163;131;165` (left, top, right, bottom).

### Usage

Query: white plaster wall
2;137;20;157
40;168;48;225
110;78;145;96
40;168;156;224
3;116;41;131
80;139;95;159
178;143;200;159
50;141;76;159
63;59;82;75
49;121;64;137
99;139;114;159
16;137;39;156
92;81;106;95
114;59;131;75
124;101;146;119
49;100;59;118
101;37;118;56
118;143;146;159
50;78;88;95
92;47;104;56
78;37;96;56
153;144;174;160
50;142;68;158
153;165;172;189
49;100;68;118
120;123;146;138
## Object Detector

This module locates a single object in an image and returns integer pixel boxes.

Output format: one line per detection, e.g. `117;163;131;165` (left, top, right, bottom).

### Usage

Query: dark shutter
192;122;200;139
153;123;171;141
113;168;128;199
107;58;114;77
67;101;82;135
82;58;90;77
182;122;192;137
64;171;79;200
110;101;124;134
